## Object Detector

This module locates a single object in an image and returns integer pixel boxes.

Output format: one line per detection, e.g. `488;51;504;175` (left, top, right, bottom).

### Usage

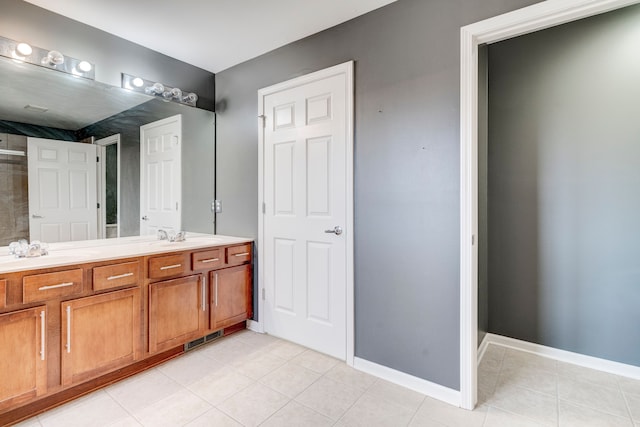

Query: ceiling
23;0;397;73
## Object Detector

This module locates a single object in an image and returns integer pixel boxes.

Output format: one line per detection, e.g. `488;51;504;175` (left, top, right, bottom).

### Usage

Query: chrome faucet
157;229;186;242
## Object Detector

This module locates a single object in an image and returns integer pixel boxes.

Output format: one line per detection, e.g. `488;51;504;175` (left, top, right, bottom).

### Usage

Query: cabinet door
149;275;207;353
210;265;252;330
61;288;141;386
0;306;47;409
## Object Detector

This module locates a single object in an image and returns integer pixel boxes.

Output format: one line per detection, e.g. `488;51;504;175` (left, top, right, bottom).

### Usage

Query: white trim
483;334;640;380
257;61;355;364
354;357;461;407
477;334;490;364
95;134;121;239
460;0;640;410
246;319;262;333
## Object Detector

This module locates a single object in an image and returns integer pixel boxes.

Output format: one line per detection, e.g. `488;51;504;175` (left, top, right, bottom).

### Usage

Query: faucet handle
157;229;168;240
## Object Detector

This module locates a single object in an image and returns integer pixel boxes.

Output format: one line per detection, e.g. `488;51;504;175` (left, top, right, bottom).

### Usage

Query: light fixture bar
0;35;95;80
121;73;198;107
0;149;26;157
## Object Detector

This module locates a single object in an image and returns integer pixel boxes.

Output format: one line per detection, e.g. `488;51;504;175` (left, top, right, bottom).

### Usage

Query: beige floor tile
38;390;130;427
107;416;143;426
217;383;289;427
157;351;224;386
188;368;254;405
260;362;321;398
335;393;417;427
265;339;307;360
409;396;486;427
184;407;242;426
558;399;633;427
105;369;182;413
366;379;425;412
483;406;547;427
295;376;365;420
480;344;506;374
132;388;211;427
490;385;557;426
497;364;557;396
291;349;340;374
230;351;287;380
501;349;557;374
558;375;628;418
324;363;377;392
198;336;258;364
232;330;279;348
261;400;333;427
618;376;640;396
624;391;640;422
557;361;620;389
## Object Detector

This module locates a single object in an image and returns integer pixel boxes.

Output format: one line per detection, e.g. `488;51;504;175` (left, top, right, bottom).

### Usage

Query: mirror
0;55;216;246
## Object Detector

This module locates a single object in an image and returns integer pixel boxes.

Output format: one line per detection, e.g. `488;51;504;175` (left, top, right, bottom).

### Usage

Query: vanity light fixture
0;35;95;80
121;73;199;107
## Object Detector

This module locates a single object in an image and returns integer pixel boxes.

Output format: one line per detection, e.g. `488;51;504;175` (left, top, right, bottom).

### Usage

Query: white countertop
0;234;253;274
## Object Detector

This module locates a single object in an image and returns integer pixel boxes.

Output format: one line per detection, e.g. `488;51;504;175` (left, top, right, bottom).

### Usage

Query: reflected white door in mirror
140;114;182;236
27;138;97;243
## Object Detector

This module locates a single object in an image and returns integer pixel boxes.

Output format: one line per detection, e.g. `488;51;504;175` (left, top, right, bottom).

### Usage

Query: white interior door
140;115;182;236
27;137;97;243
260;62;354;360
96;134;121;239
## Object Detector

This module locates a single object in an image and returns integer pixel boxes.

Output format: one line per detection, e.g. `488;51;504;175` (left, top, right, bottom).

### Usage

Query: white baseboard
246;319;262;333
483;333;640;380
477;334;490;363
353;357;461;407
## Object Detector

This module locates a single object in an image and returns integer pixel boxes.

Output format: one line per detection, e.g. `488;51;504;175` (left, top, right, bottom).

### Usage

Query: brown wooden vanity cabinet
0;306;47;410
61;287;141;386
0;240;253;425
148;275;207;353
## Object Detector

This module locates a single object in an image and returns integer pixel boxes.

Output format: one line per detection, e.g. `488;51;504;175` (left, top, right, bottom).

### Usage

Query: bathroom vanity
0;234;253;425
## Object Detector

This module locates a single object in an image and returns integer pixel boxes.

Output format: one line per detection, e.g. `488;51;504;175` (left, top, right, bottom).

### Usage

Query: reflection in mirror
0;55;215;246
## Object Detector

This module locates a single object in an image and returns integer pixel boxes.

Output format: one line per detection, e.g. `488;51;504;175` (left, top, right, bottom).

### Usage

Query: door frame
459;0;640;410
95;134;121;239
257;61;355;365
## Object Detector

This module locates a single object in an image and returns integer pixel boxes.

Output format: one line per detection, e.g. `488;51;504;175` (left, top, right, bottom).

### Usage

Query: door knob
324;226;343;236
141;215;149;221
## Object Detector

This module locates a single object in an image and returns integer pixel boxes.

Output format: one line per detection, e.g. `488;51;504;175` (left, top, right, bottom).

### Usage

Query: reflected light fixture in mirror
121;73;198;107
0;35;95;80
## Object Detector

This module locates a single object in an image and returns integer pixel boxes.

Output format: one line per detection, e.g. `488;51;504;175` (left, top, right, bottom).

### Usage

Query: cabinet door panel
0;306;47;409
149;275;206;353
211;265;252;330
61;288;141;386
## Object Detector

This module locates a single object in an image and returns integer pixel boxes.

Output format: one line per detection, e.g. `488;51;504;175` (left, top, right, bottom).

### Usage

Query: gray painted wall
488;4;640;366
477;44;489;347
216;0;540;389
1;0;216;238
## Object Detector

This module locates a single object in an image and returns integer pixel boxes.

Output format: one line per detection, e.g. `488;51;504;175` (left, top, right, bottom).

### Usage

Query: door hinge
96;156;99;162
262;202;266;214
262;288;265;300
472;234;475;245
258;114;266;128
97;202;100;209
176;202;179;211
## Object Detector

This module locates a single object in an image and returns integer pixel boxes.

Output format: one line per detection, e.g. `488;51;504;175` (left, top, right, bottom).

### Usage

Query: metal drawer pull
65;305;71;353
107;272;134;281
159;264;182;270
39;282;74;291
233;252;250;257
201;276;207;311
40;310;46;361
215;273;218;307
200;258;219;263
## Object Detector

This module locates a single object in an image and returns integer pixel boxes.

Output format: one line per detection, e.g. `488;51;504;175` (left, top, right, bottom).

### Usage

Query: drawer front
0;279;5;309
23;269;83;303
192;249;223;271
226;244;252;266
93;261;140;291
148;254;188;279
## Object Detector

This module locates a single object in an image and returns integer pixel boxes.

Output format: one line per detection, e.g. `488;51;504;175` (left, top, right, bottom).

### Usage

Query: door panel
262;65;351;359
140;115;182;236
28;137;97;242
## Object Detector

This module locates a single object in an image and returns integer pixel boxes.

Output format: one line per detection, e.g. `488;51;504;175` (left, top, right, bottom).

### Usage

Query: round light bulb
16;42;32;56
151;82;164;94
132;77;144;88
78;61;92;72
42;50;64;66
